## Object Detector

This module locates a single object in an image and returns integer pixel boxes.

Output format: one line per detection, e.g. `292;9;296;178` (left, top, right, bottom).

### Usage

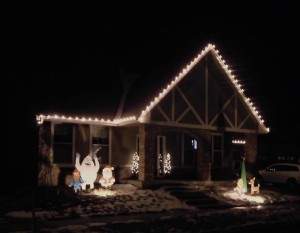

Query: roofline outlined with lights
36;43;269;134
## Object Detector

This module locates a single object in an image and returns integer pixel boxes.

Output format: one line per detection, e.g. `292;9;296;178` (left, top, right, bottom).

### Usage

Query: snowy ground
4;184;194;220
2;183;300;232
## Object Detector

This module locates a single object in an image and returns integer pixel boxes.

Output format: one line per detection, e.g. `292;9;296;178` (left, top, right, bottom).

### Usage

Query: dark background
2;1;299;190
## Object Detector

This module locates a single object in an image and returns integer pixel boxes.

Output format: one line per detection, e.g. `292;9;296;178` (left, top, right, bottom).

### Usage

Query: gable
140;44;269;134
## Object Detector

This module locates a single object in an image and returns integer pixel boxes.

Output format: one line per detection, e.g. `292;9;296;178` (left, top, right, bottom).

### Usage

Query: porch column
138;124;154;183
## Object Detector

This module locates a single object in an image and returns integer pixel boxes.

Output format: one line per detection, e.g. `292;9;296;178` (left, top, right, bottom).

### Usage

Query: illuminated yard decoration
131;152;139;174
75;148;100;190
69;168;84;193
164;153;172;174
241;157;248;193
99;165;116;189
228;159;264;204
234;178;244;196
248;177;260;195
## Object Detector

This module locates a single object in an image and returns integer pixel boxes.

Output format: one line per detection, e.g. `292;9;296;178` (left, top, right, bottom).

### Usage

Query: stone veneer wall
138;124;156;183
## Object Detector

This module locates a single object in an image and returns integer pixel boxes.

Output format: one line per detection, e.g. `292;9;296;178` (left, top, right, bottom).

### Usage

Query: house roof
37;43;269;134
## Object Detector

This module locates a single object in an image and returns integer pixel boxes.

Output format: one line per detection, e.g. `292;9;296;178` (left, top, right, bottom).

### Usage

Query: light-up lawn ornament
241;157;247;193
164;153;172;174
69;168;84;193
233;157;247;195
248;177;260;195
131;152;139;175
75;148;100;190
99;165;116;189
234;178;244;196
228;158;264;204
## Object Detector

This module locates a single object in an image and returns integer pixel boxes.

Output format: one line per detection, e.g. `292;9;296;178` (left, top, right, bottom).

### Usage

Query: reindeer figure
248;177;260;195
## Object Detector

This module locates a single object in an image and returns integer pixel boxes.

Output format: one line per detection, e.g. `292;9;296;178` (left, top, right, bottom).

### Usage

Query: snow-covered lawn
4;184;195;220
2;183;300;233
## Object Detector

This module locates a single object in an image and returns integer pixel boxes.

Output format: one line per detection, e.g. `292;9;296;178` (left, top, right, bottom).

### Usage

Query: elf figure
99;165;116;189
69;168;83;193
75;148;100;190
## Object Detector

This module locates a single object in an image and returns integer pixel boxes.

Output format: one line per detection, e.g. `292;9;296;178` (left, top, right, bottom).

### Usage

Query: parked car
258;163;300;188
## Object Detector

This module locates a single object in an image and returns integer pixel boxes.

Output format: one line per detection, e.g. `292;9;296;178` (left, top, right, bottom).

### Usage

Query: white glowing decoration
164;153;172;174
232;140;246;144
229;177;263;204
192;139;197;149
234;178;244;196
75;150;100;190
131;152;139;174
92;188;116;197
99;165;115;189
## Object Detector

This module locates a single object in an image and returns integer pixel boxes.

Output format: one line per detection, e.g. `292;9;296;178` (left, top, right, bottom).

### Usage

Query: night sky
1;1;300;184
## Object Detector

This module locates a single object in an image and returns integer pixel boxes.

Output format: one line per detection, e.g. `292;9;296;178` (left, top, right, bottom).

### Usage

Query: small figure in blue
69;168;84;193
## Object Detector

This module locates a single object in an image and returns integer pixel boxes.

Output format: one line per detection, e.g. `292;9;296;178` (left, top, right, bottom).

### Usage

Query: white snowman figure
75;149;100;190
99;165;116;189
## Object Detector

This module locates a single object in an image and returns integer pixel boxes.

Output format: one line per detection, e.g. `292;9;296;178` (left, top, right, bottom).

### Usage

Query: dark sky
2;0;300;159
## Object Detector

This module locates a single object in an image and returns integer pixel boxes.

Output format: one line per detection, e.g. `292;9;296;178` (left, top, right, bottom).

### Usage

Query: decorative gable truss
138;44;269;134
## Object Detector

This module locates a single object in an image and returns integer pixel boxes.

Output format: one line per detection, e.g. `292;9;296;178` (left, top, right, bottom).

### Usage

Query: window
53;123;73;164
212;135;223;166
91;126;109;165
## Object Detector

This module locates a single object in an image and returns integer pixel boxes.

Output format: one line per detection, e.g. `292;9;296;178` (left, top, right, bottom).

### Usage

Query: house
36;43;269;188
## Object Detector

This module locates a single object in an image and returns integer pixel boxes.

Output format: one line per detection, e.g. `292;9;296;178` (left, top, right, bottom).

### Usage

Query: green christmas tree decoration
241;157;247;193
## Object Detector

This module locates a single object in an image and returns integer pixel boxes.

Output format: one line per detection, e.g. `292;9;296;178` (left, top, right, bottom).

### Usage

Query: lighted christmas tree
241;157;248;193
164;153;172;174
131;152;139;175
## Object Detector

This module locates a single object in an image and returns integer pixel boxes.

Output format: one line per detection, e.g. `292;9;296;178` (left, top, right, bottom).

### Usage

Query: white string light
36;43;269;133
